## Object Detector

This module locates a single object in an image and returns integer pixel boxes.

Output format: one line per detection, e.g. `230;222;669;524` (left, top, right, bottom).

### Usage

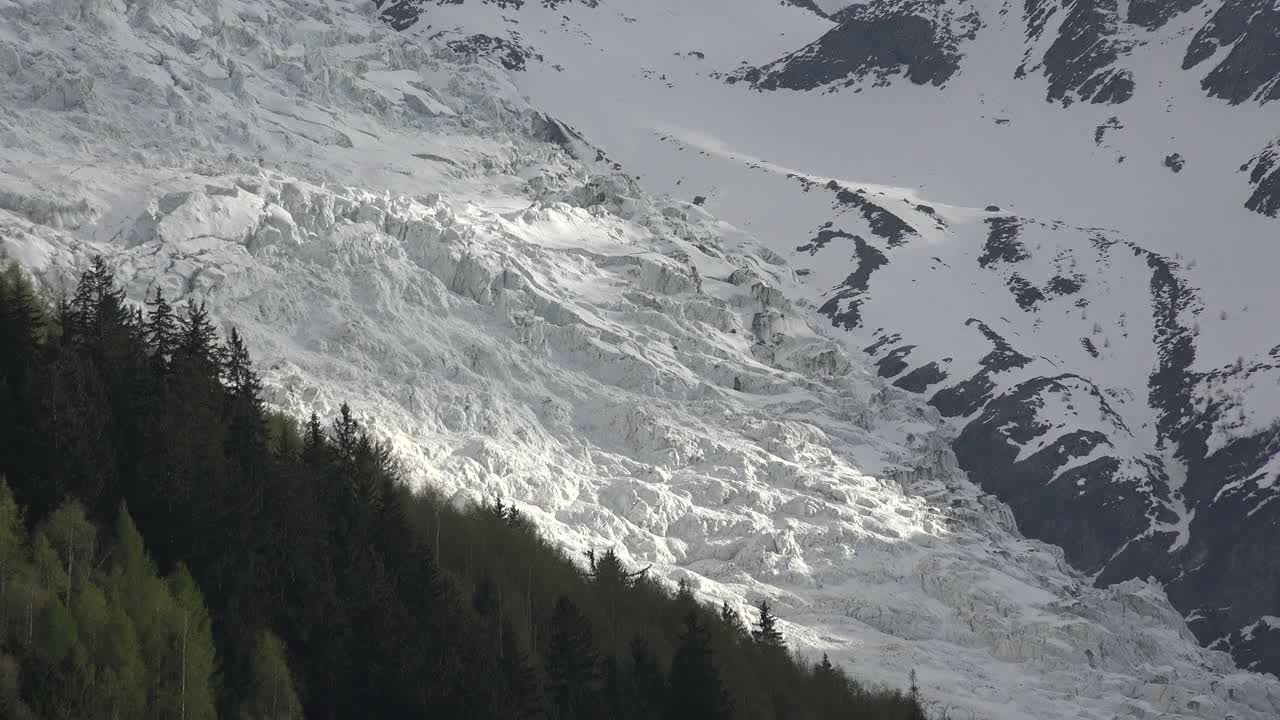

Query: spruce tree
544;595;599;720
144;287;177;376
630;635;665;720
176;299;220;377
752;600;784;649
666;612;731;720
499;619;544;720
719;601;741;634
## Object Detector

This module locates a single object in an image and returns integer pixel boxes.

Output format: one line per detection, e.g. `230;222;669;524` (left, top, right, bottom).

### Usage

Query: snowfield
2;0;1280;718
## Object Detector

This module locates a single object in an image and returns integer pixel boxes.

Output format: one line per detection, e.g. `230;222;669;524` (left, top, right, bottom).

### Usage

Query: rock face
1126;0;1206;28
1022;0;1135;105
1183;0;1280;105
445;33;544;71
730;0;1280;114
1246;141;1280;217
731;0;980;91
373;0;425;31
783;170;1280;676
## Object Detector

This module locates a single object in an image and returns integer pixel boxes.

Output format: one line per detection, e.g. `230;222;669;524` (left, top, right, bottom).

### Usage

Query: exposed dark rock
894;360;948;392
1143;249;1200;444
876;345;916;378
796;225;854;255
734;2;978;92
541;0;600;9
1183;0;1280;105
832;184;918;246
1211;620;1280;673
692;195;707;206
817;236;889;330
446;33;544;71
1094;116;1122;145
1007;273;1046;310
374;0;426;31
1246;142;1280;217
929;320;1032;417
984;205;1001;212
864;333;903;357
930;372;999;418
1025;0;1136;105
978;217;1029;267
1047;275;1083;295
1164;153;1185;173
1126;0;1204;29
782;0;827;17
952;374;1171;573
1080;337;1098;357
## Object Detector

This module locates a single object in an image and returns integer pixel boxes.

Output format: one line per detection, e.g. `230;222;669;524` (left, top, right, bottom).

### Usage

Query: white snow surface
2;0;1280;719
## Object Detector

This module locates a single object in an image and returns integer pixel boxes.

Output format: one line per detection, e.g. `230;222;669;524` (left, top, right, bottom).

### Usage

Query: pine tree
498;619;543;720
589;548;630;590
629;635;665;720
473;573;499;617
240;629;303;720
666;612;731;720
719;601;741;634
0;263;44;389
752;600;784;649
331;403;360;462
67;256;134;350
544;595;599;720
675;578;695;606
144;287;178;376
222;327;263;400
176;299;220;375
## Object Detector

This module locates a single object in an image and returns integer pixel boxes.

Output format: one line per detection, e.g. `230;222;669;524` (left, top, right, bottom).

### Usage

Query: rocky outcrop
1021;0;1135;105
1183;0;1280;105
730;0;980;92
1245;141;1280;217
1125;0;1205;29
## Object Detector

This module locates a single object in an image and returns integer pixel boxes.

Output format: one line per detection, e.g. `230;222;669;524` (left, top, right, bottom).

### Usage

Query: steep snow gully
1;0;1279;718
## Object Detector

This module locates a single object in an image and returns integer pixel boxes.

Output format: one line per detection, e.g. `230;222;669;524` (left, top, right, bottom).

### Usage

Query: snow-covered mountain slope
359;0;1280;678
4;0;1280;717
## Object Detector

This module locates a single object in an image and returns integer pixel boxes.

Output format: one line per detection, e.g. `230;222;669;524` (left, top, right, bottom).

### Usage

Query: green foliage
0;258;929;720
240;630;302;720
0;489;222;720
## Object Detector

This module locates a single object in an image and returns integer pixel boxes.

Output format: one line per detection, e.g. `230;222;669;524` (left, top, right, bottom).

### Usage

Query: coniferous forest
0;258;928;719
